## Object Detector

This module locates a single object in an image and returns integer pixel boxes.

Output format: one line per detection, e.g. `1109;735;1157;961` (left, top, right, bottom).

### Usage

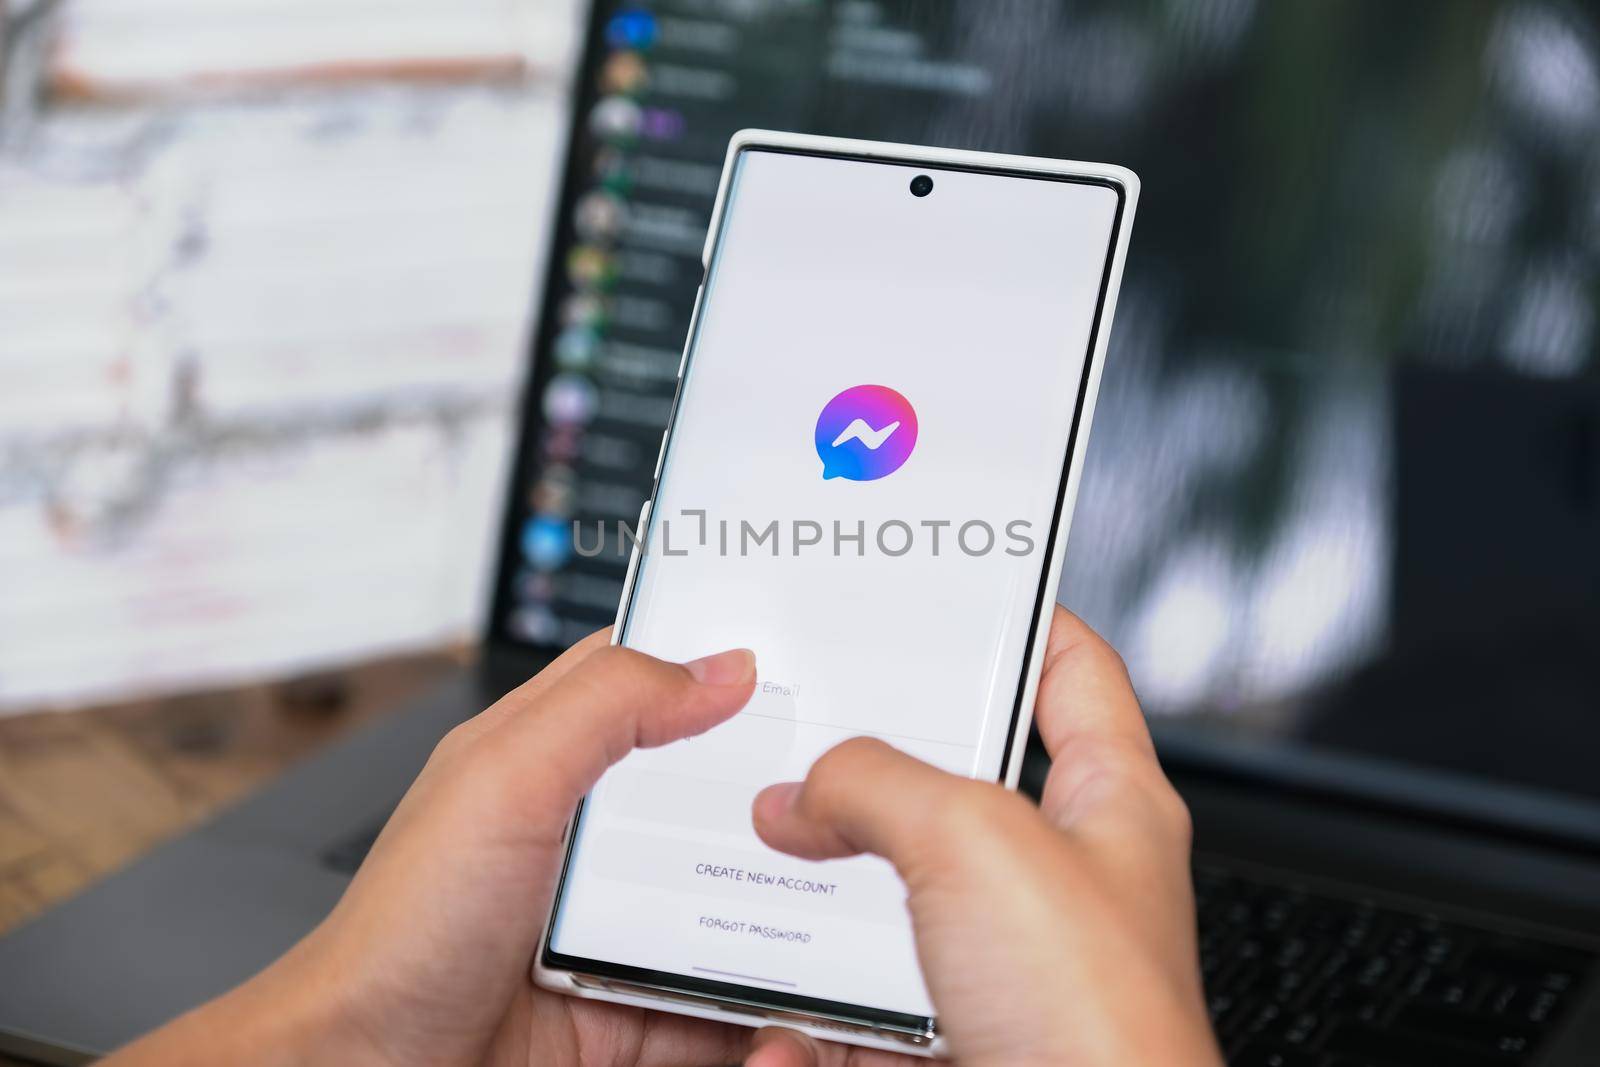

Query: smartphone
535;130;1138;1056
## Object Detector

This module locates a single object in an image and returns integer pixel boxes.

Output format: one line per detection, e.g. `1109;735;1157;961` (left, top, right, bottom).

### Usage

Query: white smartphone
535;130;1138;1056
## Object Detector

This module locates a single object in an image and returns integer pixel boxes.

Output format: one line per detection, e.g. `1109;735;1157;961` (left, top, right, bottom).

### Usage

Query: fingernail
685;648;755;686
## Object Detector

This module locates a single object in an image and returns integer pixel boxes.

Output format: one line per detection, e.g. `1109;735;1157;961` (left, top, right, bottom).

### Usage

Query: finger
745;1027;817;1067
745;1026;913;1067
1034;608;1189;839
1034;605;1154;760
458;627;615;738
753;737;981;869
492;644;755;839
502;625;615;698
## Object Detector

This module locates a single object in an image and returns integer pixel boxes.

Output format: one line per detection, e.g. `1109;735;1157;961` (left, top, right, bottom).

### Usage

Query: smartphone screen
545;146;1125;1027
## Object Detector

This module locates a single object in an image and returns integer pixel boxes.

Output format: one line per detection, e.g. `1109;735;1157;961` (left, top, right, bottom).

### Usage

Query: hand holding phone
540;131;1140;1053
745;608;1222;1067
104;609;1219;1067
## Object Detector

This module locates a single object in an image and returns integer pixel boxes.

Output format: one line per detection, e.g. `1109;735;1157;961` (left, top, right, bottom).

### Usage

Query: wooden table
0;649;466;1064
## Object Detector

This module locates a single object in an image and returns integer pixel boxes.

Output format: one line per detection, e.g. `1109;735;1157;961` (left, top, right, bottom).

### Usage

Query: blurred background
3;0;1599;812
1;0;580;710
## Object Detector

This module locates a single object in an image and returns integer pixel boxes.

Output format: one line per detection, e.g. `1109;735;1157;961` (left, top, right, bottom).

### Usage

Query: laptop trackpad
0;833;347;1060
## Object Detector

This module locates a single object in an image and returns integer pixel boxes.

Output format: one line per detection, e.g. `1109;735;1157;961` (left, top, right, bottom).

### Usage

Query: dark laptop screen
489;1;1600;814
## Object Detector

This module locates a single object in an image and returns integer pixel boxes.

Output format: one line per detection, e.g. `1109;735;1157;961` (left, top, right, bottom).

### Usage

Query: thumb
489;643;755;839
752;736;986;872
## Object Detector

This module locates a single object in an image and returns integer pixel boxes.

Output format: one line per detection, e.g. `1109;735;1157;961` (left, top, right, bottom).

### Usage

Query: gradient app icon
814;384;918;481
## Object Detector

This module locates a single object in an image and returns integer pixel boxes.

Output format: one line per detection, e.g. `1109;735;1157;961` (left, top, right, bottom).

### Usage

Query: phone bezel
535;129;1139;1055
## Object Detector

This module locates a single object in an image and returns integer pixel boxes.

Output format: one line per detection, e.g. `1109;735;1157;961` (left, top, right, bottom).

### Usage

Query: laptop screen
489;1;1600;822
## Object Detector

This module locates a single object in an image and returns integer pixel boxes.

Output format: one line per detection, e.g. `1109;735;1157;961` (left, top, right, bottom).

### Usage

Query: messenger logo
814;384;918;481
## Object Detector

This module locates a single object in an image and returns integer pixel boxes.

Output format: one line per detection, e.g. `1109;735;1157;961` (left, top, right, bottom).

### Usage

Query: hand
744;607;1223;1067
105;608;1220;1067
105;632;767;1067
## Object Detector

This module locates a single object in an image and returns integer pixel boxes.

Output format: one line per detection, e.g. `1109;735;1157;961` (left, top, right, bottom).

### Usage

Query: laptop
4;2;1600;1064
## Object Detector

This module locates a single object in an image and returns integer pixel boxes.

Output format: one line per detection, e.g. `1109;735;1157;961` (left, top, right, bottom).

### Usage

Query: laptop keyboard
1197;864;1595;1066
321;825;1593;1065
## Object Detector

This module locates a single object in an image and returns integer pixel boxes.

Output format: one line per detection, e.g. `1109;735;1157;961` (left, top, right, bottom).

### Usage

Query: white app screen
548;150;1121;1019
